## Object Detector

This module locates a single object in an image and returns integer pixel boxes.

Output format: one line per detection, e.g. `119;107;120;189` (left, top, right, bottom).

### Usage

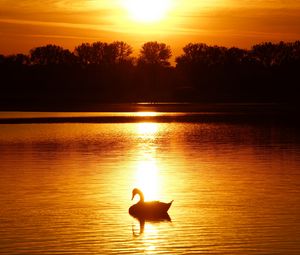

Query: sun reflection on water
137;122;159;137
134;160;159;201
142;223;160;254
136;112;158;117
133;122;160;201
130;121;170;248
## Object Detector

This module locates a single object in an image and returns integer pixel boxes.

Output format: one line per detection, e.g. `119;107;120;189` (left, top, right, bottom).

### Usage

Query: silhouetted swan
129;188;173;218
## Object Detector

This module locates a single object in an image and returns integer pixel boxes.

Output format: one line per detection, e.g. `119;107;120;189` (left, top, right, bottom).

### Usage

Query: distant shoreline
0;103;299;125
0;102;297;113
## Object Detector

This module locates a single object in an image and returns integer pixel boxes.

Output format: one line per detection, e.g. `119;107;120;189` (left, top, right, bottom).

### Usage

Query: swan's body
129;188;173;218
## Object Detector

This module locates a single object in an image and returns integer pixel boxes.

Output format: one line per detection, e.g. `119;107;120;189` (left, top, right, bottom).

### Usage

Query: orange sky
1;0;300;56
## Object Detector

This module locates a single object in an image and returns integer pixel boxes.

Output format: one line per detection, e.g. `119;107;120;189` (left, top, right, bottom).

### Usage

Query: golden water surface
0;119;299;254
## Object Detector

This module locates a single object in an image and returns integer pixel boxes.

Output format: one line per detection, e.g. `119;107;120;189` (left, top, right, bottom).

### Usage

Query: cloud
171;6;300;36
0;18;113;31
0;0;118;26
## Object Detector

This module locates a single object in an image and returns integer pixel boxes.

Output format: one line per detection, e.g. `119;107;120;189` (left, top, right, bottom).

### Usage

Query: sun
123;0;171;23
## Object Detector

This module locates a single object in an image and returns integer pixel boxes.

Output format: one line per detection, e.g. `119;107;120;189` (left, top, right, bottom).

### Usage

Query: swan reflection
131;213;171;237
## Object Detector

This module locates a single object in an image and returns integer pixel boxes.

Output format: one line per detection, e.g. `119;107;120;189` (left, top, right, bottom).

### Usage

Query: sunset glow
123;0;172;23
1;0;300;55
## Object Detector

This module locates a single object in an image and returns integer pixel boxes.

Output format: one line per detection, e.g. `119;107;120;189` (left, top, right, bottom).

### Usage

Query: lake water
0;113;300;254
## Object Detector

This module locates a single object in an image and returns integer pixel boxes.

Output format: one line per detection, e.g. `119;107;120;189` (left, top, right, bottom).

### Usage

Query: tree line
1;40;300;109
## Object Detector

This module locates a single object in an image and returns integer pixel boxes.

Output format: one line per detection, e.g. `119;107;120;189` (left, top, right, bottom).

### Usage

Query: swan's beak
131;194;134;200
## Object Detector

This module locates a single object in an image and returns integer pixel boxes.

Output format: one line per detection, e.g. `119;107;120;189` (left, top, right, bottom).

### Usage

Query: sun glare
137;122;158;136
135;160;159;201
136;112;158;117
123;0;171;23
133;122;161;201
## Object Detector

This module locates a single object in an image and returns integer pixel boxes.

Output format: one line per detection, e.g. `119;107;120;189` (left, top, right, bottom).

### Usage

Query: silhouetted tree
135;42;173;101
0;54;4;64
74;41;133;66
74;42;109;65
292;41;300;61
1;40;300;108
224;47;248;65
176;43;230;67
74;43;93;65
110;41;133;64
30;44;74;65
1;54;30;66
91;42;108;64
249;41;300;67
176;43;255;101
251;42;279;67
138;41;172;67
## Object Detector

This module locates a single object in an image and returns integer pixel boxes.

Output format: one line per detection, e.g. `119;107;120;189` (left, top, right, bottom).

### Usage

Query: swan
129;188;173;218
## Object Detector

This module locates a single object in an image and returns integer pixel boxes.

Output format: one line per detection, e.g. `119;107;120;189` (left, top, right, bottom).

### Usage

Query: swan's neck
137;190;144;203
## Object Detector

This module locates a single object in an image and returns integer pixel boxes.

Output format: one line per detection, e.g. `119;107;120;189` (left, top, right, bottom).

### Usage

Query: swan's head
131;188;142;200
